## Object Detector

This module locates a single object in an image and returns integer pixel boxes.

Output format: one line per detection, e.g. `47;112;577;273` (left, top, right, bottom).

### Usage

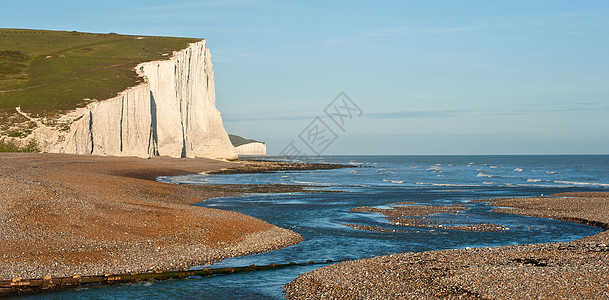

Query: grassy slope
0;29;200;143
228;134;263;147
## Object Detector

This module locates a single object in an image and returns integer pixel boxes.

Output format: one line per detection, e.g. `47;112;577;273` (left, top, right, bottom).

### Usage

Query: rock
235;142;267;156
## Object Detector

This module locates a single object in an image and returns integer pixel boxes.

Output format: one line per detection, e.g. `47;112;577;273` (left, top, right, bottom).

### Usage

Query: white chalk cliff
235;142;267;156
34;40;237;160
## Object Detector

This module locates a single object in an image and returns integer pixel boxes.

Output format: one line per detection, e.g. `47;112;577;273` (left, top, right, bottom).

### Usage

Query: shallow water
22;155;609;299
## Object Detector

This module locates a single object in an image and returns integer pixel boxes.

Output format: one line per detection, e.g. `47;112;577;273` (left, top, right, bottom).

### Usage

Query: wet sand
0;153;303;280
285;192;609;299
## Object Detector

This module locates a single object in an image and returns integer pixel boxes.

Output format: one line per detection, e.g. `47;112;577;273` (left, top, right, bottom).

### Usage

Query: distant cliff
29;40;237;160
235;142;267;156
229;134;266;156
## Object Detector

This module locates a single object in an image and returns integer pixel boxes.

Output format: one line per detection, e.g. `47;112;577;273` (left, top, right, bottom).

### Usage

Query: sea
19;155;609;299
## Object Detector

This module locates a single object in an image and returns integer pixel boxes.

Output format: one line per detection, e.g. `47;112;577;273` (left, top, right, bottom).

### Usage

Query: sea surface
22;155;609;299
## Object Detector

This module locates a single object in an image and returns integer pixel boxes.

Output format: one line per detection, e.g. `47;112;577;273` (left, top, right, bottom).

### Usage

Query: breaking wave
554;180;609;187
383;179;405;184
291;180;335;186
415;182;483;187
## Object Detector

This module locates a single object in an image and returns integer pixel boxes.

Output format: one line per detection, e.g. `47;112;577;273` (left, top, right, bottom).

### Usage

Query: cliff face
235;142;267;156
39;40;237;160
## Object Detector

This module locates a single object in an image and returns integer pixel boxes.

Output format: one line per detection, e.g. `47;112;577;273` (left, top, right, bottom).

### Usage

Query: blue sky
2;1;608;154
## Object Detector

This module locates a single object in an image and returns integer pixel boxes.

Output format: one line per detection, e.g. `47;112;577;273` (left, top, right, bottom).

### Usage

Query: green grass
0;28;200;121
228;134;263;147
0;138;38;152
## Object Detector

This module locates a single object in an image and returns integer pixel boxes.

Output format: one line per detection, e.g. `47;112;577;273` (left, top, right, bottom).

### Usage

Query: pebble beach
0;153;303;281
284;192;609;299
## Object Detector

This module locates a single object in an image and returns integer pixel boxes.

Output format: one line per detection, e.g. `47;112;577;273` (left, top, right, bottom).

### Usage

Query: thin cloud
365;102;608;119
223;109;322;122
225;102;608;122
140;0;252;11
365;109;474;119
361;27;410;37
362;26;473;37
324;26;473;46
505;102;609;114
322;36;363;46
419;26;472;34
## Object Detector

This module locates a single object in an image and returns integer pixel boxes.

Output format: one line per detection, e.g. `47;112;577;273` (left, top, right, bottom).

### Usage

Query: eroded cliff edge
30;40;237;160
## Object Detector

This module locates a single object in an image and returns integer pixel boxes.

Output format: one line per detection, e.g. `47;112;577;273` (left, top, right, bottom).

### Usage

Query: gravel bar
285;192;609;299
207;159;353;174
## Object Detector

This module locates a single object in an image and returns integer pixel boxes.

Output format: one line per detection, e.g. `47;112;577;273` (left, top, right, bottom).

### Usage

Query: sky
2;0;608;155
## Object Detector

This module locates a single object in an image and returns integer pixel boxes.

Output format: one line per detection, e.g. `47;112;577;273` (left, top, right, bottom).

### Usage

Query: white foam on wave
383;179;405;184
527;179;542;182
477;173;493;178
291;180;335;186
514;168;524;172
554;180;609;187
489;166;498;169
516;183;563;188
415;182;482;187
427;166;443;173
483;182;495;185
546;171;562;175
292;180;316;184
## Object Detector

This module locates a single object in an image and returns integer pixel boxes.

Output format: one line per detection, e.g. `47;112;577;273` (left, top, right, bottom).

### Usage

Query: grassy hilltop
228;134;264;147
0;28;200;149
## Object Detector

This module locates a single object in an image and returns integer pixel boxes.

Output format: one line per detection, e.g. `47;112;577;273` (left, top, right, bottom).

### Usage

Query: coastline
4;153;608;298
0;153;305;283
284;192;609;299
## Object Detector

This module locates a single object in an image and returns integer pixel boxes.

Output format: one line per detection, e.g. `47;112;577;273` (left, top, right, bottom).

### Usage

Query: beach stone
284;192;609;299
0;153;304;281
